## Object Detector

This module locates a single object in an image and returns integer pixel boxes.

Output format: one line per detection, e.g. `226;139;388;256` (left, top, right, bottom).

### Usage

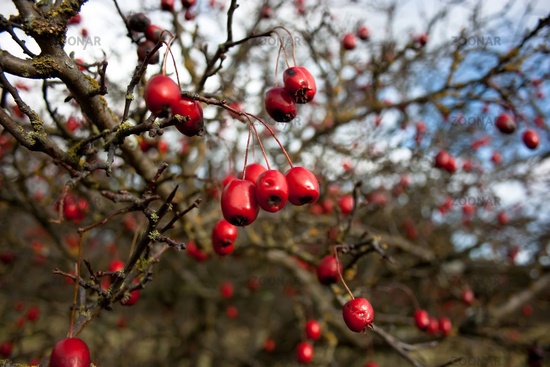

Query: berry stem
273;26;297;66
248;118;271;170
162;34;181;89
334;245;355;300
241;121;253;179
69;234;85;337
159;30;175;77
245;113;294;168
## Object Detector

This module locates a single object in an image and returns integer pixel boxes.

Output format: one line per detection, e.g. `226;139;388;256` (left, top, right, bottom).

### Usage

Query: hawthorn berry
186;241;209;262
63;194;88;223
226;305;238;319
144;24;165;43
426;317;439;334
461;289;475;306
265;87;297;122
285;167;320;206
264;338;276;352
120;285;140;306
220;281;234;299
316;255;340;285
444;155;457;173
283;66;317;104
491;151;502;165
296;341;314;364
221;174;236;188
357;26;370;40
438;317;452;336
161;0;175;11
211;219;238;256
144;75;181;117
338;195;354;215
172;97;204;137
342;33;357;50
27;306;40;322
434;150;450;168
495;113;516;134
181;0;196;9
305;320;322;340
497;211;509;225
128;13;150;32
414;309;430;330
255;169;289;212
243;163;267;184
522;129;539;150
137;40;160;64
0;341;13;358
221;179;260;226
343;298;374;333
49;338;91;367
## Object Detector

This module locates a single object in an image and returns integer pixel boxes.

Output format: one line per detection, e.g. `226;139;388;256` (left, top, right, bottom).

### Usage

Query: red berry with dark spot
211;219;238;256
495;113;516;134
414;309;430;330
144;75;181;117
265;87;297;122
255;169;289;213
342;297;375;332
296;341;314;364
316;255;340;285
438;317;452;336
342;33;357;50
305;320;322;340
285;167;320;206
49;338;91;367
128;13;150;32
221;179;259;226
522;129;539;150
172;97;204;137
243;163;267;183
283;66;317;104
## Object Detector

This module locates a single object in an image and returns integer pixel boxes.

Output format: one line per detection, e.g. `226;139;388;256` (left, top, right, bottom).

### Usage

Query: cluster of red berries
127;12;163;64
59;194;89;223
295;319;322;364
434;149;457;173
160;0;197;20
495;113;540;150
220;163;320;227
100;259;140;306
144;74;204;137
264;66;316;122
341;25;371;51
414;309;452;336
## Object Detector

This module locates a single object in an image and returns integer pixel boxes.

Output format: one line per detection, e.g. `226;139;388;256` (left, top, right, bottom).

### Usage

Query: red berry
444;155;457;173
137;40;160;64
63;194;88;223
255;169;289;212
342;33;357;50
522;304;533;317
181;0;196;9
161;0;175;11
357;26;370;40
365;362;379;367
49;338;91;367
414;33;428;47
491;151;502;165
434;150;450;168
343;298;374;332
522;129;539;150
27;306;40;322
121;286;140;306
66;116;80;131
211;219;238;256
0;341;13;358
172;97;204;137
462;204;475;217
222;174;236;188
0;251;16;264
461;289;475;306
305;320;322;340
68;14;81;25
316;255;340;285
497;211;509;225
338;195;354;215
283;66;317;104
414;309;430;330
221;179;259;226
144;75;181;117
296;341;314;364
495;113;516;134
285;167;320;206
220;281;234;299
462;160;473;171
264;338;275;352
226;305;238;319
128;13;150;32
243;163;267;183
184;9;196;20
265;87;297;122
438;317;452;336
144;24;166;43
426;318;439;334
186;241;209;262
108;259;125;273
